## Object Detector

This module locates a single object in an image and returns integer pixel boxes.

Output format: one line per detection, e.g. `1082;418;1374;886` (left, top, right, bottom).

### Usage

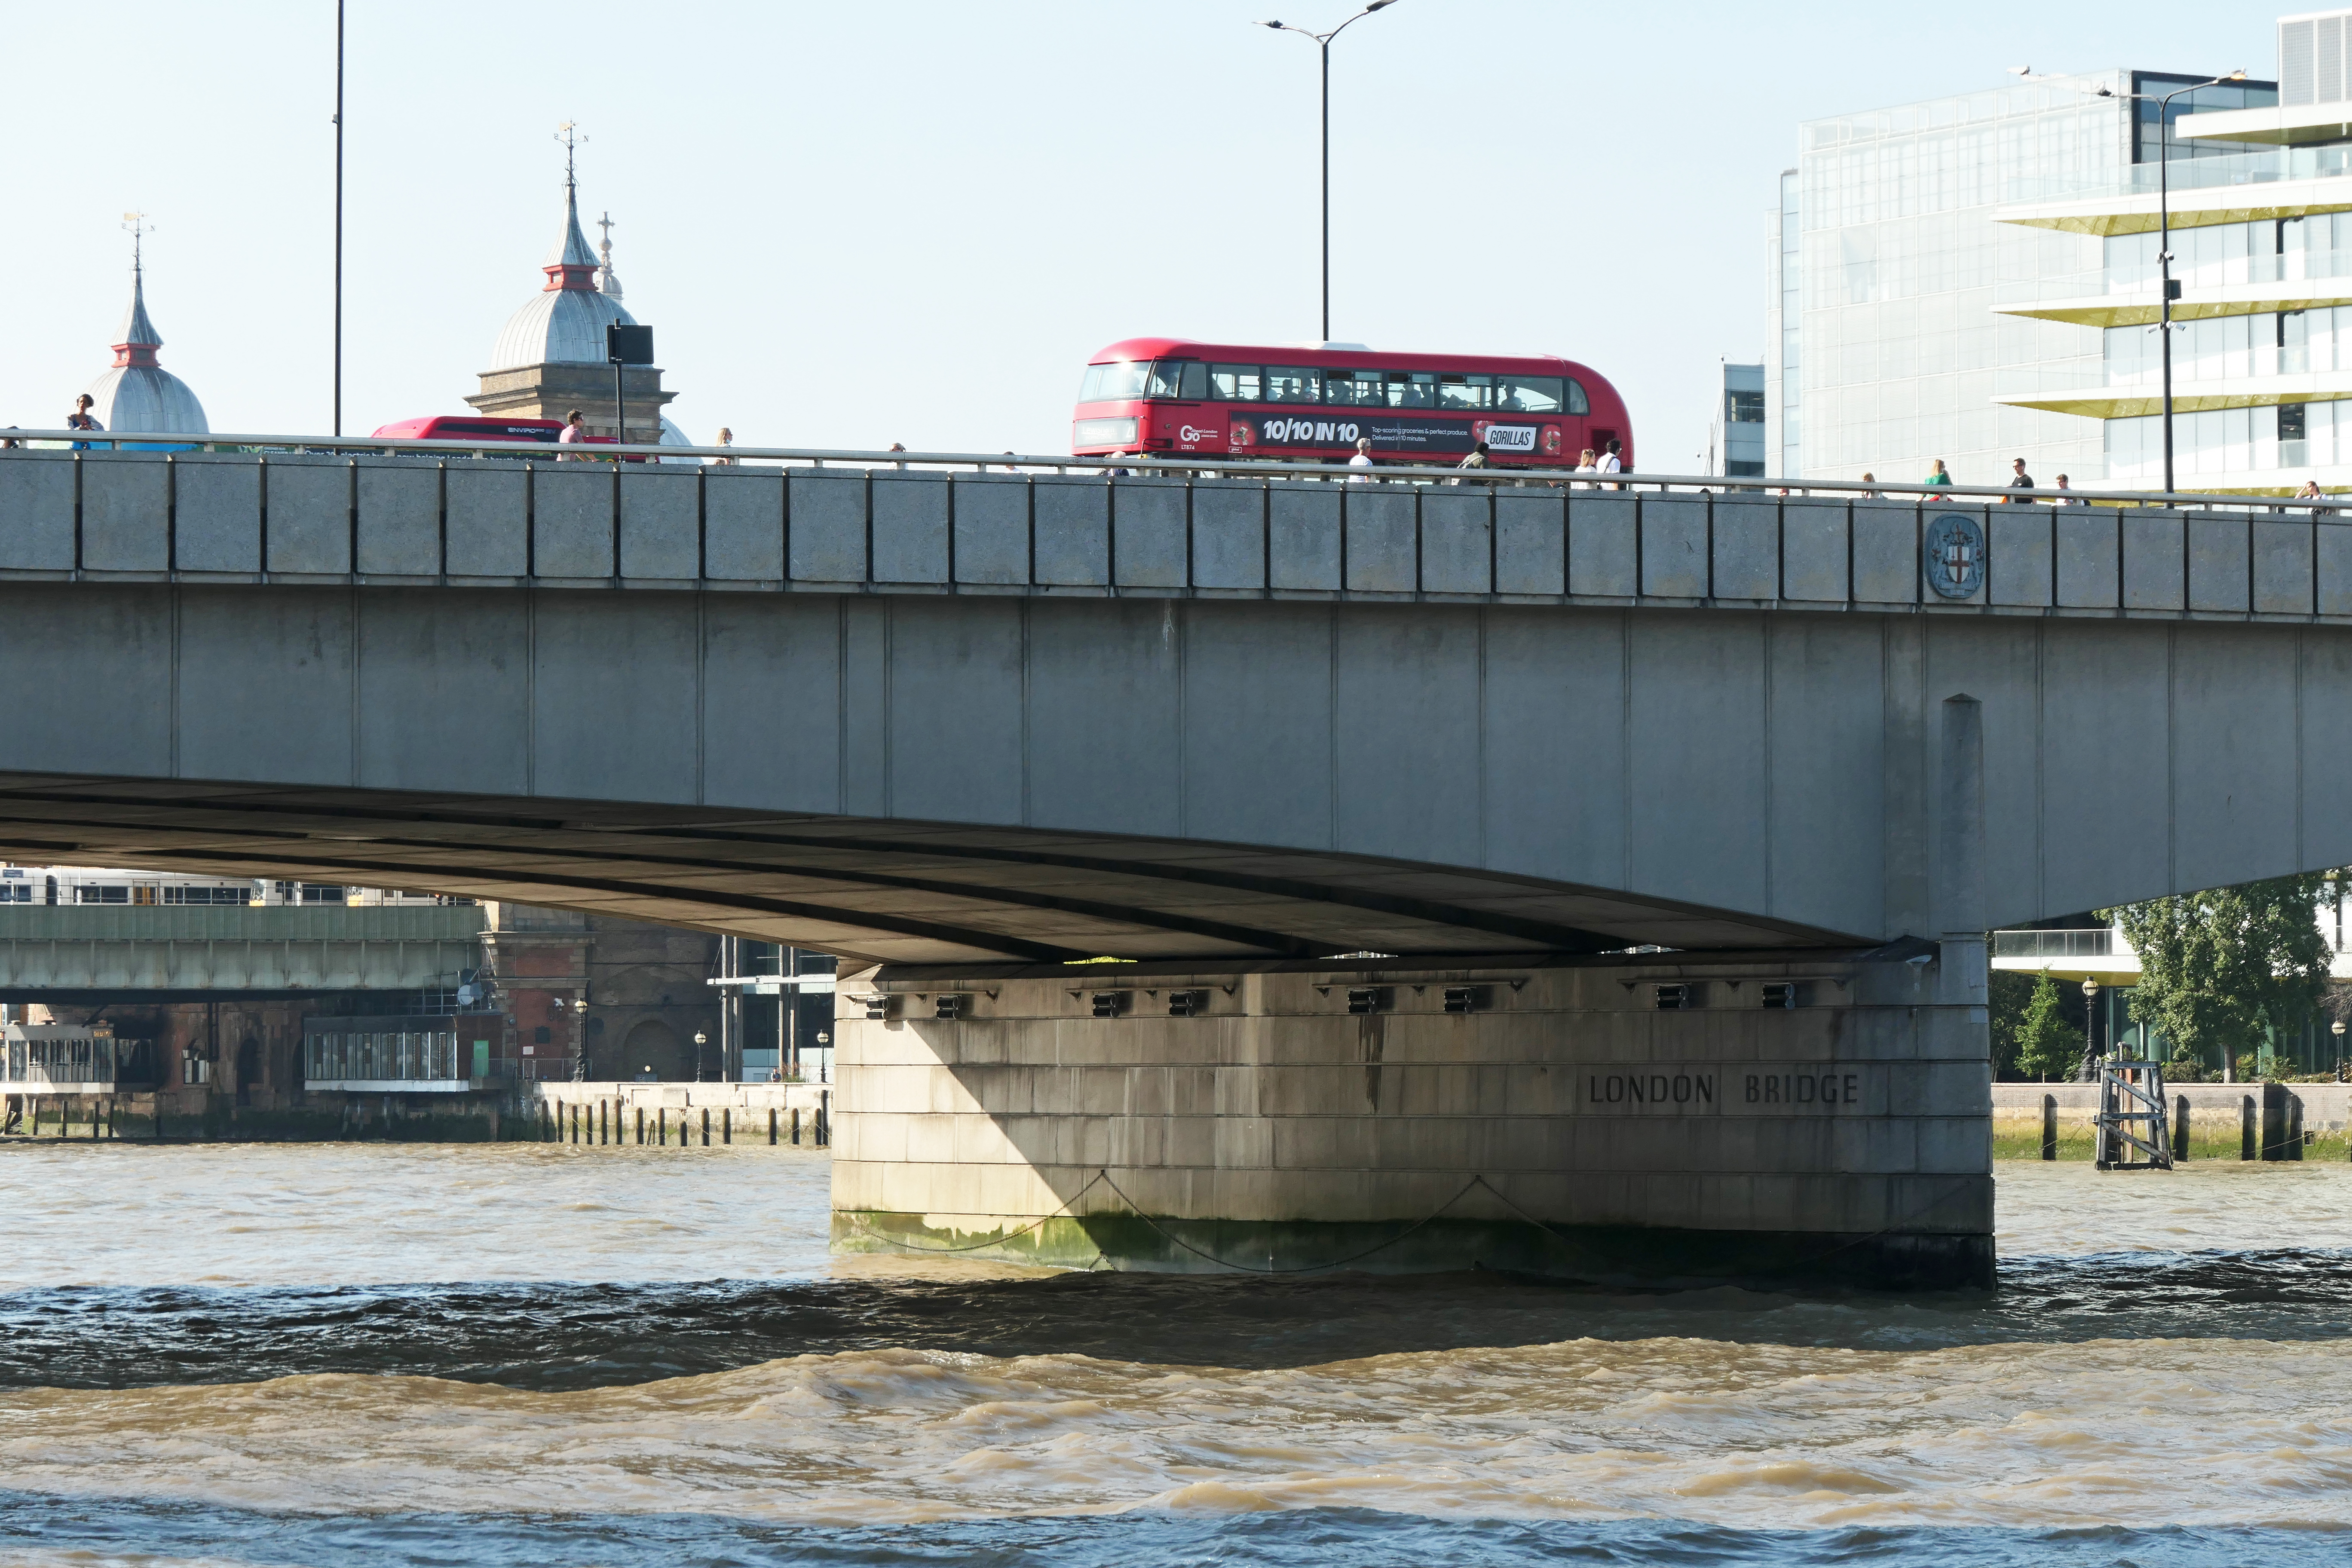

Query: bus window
1145;360;1207;399
1325;370;1384;407
1437;374;1494;411
1565;377;1590;415
1264;367;1323;403
1079;362;1152;403
1386;371;1436;409
1494;376;1567;414
1211;364;1262;401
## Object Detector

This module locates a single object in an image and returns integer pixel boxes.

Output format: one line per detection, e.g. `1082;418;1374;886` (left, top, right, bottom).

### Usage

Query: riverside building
1766;49;2278;490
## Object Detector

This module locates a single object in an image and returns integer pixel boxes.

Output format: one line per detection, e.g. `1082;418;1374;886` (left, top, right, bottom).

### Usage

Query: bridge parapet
6;447;2349;622
0;903;485;995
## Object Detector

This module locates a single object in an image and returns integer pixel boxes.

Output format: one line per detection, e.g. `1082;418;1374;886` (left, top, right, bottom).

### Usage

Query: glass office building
1722;363;1765;475
1769;66;2274;488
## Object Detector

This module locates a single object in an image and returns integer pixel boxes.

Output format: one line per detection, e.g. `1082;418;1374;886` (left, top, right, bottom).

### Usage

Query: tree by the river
2102;872;2345;1072
2011;972;2084;1081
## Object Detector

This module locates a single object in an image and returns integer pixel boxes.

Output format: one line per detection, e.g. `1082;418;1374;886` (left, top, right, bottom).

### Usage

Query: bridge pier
830;948;1994;1289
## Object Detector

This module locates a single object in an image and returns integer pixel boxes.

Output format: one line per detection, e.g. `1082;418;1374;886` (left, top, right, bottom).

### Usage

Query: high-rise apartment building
1768;57;2273;489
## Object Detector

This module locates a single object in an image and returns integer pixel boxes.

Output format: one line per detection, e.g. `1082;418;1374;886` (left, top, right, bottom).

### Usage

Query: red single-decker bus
1070;337;1631;471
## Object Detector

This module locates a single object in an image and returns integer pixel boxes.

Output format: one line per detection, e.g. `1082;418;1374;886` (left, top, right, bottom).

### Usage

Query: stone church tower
465;131;675;444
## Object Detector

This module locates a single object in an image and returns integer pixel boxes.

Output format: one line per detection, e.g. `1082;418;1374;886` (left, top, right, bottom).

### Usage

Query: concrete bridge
5;438;2347;1284
0;903;483;1001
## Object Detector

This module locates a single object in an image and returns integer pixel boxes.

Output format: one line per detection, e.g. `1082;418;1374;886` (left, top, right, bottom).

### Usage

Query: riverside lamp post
1258;0;1401;344
2078;976;2103;1082
2086;71;2247;497
2334;1017;2346;1076
693;1029;708;1083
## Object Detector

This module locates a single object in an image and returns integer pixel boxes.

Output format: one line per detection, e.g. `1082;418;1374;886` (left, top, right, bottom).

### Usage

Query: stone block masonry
830;948;1993;1289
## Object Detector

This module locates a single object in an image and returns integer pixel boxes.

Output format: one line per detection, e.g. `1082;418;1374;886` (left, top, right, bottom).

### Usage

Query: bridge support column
830;949;1994;1290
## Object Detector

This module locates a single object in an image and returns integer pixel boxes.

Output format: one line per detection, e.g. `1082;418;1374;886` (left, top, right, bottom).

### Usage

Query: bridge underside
0;773;1857;967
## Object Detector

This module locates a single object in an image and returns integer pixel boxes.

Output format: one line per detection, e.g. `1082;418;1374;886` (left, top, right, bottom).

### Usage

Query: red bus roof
372;416;566;441
1086;337;1601;379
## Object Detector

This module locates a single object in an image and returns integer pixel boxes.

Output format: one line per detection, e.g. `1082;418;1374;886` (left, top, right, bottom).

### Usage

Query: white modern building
1995;11;2352;493
1767;48;2278;490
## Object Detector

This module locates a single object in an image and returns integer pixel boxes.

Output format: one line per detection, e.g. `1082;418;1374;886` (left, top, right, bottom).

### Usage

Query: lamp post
2333;1017;2346;1078
2087;71;2248;498
2078;976;2102;1082
693;1029;709;1084
333;0;344;438
1258;1;1401;344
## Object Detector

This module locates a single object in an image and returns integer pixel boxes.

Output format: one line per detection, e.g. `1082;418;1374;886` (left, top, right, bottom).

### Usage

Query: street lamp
692;1029;708;1083
1258;1;1401;344
2078;976;2102;1083
2333;1017;2345;1075
2084;71;2248;499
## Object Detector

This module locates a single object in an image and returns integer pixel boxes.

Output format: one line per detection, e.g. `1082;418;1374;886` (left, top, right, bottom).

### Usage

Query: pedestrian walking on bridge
65;393;102;451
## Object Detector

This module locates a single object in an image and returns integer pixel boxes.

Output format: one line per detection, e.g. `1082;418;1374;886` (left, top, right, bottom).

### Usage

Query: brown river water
0;1143;2346;1565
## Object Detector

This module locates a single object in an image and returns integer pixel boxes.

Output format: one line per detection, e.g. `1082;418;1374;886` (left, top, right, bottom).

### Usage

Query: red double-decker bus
371;415;634;457
374;416;567;444
1070;337;1631;470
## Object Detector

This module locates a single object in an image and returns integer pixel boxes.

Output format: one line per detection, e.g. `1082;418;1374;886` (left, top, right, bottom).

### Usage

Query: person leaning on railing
1923;458;1953;487
2299;480;2337;517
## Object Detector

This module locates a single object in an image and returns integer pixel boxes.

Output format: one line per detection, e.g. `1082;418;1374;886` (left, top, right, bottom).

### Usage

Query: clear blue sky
1;1;2278;469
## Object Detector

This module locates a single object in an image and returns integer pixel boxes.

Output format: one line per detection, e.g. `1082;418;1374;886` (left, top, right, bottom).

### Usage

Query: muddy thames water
0;1144;2347;1565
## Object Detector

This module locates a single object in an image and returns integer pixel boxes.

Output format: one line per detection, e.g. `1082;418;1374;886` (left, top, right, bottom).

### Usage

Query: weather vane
555;121;586;192
121;210;153;275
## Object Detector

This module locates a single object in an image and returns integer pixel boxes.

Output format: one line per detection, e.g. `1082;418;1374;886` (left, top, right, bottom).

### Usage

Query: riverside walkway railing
5;430;2352;620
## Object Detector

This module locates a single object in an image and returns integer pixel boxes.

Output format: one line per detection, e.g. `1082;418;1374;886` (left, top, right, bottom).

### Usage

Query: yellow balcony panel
2174;102;2352;147
1992;374;2352;419
1997;176;2352;237
1996;279;2352;327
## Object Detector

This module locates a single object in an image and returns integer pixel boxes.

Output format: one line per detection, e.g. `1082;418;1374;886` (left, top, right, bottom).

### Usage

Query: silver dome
82;365;208;435
486;182;639;371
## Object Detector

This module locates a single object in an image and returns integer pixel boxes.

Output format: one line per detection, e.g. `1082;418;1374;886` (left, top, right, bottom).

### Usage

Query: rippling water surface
1;1144;2347;1565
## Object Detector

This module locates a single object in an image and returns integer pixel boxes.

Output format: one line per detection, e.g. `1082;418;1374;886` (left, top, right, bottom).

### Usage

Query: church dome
82;265;207;435
486;179;637;371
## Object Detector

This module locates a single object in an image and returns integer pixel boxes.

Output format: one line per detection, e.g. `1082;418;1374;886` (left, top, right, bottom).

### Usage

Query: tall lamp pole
333;0;345;438
1259;0;1400;344
2090;71;2246;497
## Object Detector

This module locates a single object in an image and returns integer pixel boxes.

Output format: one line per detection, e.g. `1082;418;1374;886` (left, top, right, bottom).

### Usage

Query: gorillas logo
1228;420;1256;449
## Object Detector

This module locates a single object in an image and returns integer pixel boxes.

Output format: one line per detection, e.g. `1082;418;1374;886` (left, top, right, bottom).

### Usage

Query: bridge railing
1991;928;2128;962
0;426;2334;510
6;434;2352;619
